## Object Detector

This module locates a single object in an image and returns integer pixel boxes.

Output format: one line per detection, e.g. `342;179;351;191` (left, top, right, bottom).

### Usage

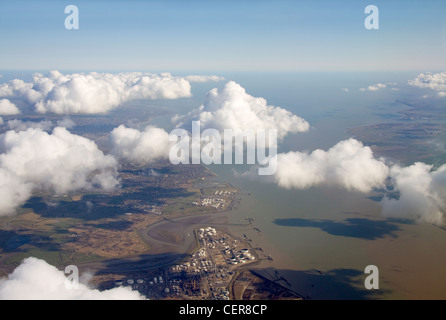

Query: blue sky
0;0;445;72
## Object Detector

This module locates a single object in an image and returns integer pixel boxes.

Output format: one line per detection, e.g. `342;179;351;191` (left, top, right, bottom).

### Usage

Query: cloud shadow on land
23;186;195;221
273;217;412;240
81;252;189;277
252;267;391;300
0;229;61;253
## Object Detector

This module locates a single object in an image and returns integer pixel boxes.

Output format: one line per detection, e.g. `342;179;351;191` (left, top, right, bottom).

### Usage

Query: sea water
203;72;446;300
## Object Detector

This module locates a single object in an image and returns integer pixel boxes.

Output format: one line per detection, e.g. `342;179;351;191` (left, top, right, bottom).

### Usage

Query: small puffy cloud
274;139;389;193
57;118;76;129
0;71;193;114
5;118;75;132
175;81;309;140
381;163;446;225
360;83;386;92
0;257;145;300
184;75;225;83
369;83;386;91
109;125;172;164
0;117;3;125
0;99;20;115
0;79;37;101
6;119;54;132
0;127;119;215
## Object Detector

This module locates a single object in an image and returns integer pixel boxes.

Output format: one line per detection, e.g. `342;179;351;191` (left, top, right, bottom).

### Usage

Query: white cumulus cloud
0;71;194;114
381;163;446;225
360;83;387;91
0;168;33;215
6;119;54;132
109;125;172;164
274;139;389;193
0;99;20;115
0;257;145;300
0;127;119;215
409;71;446;97
174;81;310;140
272;137;446;225
0;79;38;101
5;118;76;132
184;75;225;83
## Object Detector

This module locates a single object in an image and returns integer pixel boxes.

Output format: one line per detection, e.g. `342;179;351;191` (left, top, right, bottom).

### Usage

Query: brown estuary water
151;72;446;299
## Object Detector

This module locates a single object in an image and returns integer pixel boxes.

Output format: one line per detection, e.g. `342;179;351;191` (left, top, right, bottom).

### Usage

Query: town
96;227;260;300
93;226;301;300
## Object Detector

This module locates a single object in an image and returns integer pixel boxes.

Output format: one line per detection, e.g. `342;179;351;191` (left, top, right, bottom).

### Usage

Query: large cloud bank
274;139;389;193
0;71;194;114
109;125;172;164
0;257;145;300
0;73;445;226
409;71;446;97
0;127;119;215
175;81;310;140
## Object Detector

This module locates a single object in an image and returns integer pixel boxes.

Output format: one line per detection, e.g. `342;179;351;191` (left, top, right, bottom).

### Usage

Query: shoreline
75;168;309;299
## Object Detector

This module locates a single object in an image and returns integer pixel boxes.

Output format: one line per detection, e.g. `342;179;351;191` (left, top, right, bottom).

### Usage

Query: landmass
0;159;299;300
349;98;446;167
89;226;302;300
0;104;301;300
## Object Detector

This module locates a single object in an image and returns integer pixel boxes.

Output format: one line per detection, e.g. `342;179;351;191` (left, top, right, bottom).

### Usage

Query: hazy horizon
1;1;446;301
